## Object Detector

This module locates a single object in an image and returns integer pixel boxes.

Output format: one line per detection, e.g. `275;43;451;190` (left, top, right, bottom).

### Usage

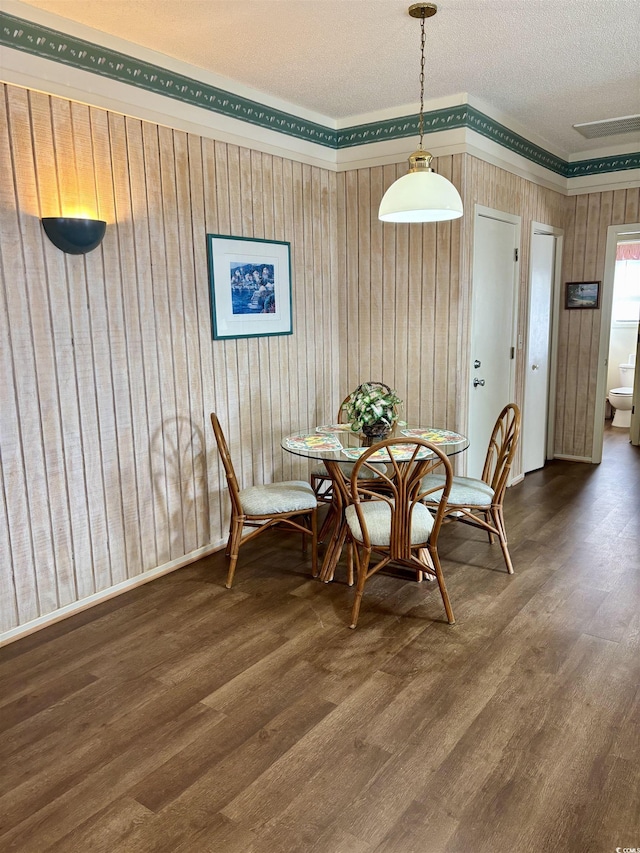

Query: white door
523;233;556;472
468;207;520;478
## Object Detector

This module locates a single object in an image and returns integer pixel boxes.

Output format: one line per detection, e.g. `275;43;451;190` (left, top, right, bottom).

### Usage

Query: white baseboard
0;538;226;648
552;454;594;463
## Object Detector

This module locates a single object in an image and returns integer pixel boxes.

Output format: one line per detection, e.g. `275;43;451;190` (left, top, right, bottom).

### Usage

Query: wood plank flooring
1;427;639;852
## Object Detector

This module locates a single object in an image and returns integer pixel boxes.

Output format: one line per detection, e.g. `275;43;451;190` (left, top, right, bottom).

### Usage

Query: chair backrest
337;394;351;424
210;413;243;516
481;403;522;502
350;438;453;561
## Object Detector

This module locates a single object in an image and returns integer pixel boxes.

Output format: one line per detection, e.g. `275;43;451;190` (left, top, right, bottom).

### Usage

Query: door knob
473;378;486;387
531;363;539;370
474;359;481;368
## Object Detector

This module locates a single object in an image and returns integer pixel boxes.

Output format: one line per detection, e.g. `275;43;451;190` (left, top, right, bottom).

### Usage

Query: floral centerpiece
345;382;403;445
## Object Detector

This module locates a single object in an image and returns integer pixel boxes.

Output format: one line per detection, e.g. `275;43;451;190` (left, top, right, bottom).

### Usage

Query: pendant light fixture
378;3;463;223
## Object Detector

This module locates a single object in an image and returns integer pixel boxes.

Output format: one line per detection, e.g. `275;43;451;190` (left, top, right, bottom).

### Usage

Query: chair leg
429;545;455;625
310;508;318;578
225;516;234;556
418;548;435;581
318;502;338;544
415;548;428;581
483;510;495;543
321;520;348;583
311;474;333;504
349;546;369;629
491;506;514;574
225;518;244;588
310;473;320;497
346;540;354;587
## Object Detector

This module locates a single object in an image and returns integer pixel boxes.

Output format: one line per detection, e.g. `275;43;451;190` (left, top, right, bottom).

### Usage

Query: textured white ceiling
15;0;640;157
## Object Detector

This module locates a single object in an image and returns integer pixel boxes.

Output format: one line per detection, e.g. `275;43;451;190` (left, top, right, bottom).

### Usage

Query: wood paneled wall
0;83;339;635
338;155;567;474
556;187;640;458
1;77;636;637
461;157;567;470
337;155;465;432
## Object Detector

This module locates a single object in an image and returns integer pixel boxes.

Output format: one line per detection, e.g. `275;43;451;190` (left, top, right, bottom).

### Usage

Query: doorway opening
593;223;640;461
604;239;639;437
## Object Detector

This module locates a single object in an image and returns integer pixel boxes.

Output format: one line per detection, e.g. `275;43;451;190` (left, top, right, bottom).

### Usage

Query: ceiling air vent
573;115;640;139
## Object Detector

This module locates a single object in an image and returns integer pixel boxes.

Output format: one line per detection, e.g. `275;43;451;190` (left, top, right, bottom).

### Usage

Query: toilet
608;357;636;428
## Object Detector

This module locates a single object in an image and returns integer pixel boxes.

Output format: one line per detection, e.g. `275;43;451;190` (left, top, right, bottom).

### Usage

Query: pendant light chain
418;10;426;150
378;3;463;223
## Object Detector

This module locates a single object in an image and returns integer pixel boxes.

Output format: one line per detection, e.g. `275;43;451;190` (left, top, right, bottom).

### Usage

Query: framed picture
207;234;292;339
565;280;601;309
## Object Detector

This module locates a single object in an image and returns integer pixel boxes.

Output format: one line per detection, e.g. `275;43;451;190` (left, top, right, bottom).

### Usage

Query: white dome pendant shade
378;149;463;222
379;2;463;224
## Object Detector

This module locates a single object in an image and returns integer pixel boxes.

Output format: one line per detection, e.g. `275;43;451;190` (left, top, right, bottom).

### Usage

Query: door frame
630;326;640;446
592;222;640;462
525;222;564;463
469;204;521;474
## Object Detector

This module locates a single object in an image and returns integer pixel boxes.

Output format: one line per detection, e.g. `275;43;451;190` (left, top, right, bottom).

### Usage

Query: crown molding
0;49;337;169
1;6;639;197
565;152;640;178
0;9;337;146
565;170;640;196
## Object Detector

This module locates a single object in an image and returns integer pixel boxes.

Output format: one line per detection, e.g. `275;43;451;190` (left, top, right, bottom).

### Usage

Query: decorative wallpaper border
565;152;640;178
338;105;567;175
0;12;337;147
2;11;638;179
337;106;466;148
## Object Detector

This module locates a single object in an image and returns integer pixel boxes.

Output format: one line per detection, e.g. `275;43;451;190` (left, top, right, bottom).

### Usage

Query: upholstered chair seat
239;481;317;515
421;474;494;507
345;500;434;547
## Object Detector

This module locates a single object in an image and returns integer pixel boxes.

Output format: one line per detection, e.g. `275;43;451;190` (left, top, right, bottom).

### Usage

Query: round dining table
281;423;469;583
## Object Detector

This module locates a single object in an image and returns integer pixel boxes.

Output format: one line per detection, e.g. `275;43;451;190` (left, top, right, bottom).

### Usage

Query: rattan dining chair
310;385;396;507
310;394;351;503
421;403;521;574
344;437;455;629
210;413;318;588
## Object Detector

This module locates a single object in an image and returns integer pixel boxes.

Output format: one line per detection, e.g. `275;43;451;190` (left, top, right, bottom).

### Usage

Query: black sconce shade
42;217;106;254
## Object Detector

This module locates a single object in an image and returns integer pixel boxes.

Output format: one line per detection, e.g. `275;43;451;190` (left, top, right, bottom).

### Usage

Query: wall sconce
41;217;107;254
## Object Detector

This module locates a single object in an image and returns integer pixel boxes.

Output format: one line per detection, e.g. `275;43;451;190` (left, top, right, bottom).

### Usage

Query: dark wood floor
1;427;639;853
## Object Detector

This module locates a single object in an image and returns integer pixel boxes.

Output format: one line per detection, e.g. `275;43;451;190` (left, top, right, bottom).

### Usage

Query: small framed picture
565;281;601;309
207;234;292;339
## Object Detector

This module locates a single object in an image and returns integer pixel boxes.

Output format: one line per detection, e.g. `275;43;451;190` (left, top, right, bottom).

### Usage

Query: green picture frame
207;233;292;339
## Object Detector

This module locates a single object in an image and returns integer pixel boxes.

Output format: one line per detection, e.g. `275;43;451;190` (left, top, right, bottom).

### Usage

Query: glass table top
281;424;469;461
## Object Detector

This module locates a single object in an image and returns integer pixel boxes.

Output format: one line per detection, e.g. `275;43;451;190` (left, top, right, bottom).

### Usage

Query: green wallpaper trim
338;105;467;147
465;106;567;175
0;12;337;147
565;152;640;178
338;105;567;175
2;11;639;179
